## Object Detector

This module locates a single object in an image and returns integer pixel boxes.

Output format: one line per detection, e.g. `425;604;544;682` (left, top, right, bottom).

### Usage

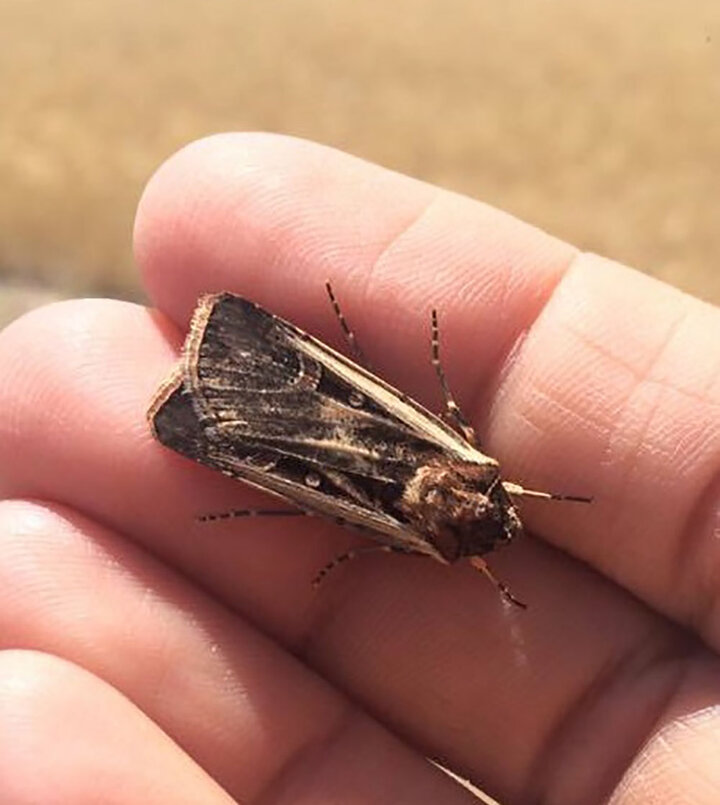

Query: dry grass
1;0;719;323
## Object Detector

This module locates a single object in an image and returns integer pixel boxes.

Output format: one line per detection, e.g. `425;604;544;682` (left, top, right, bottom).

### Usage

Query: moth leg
325;280;371;368
469;556;527;609
312;544;396;588
431;309;478;445
197;509;305;523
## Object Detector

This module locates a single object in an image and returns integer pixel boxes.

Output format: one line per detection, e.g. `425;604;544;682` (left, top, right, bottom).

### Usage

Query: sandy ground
2;0;719;326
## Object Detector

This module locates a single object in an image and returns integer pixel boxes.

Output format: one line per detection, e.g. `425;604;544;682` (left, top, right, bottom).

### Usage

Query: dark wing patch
185;294;451;483
150;373;439;557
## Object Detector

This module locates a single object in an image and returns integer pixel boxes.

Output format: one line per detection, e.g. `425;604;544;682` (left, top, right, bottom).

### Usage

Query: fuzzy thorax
399;460;522;562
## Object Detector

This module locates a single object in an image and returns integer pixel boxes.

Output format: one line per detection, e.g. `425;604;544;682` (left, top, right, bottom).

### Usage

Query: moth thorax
400;460;519;562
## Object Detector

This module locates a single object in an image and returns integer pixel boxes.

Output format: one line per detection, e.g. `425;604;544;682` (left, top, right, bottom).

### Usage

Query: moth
148;284;590;607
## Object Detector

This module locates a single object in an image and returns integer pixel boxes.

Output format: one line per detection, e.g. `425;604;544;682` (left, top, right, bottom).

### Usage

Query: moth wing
184;293;489;475
149;378;443;559
148;292;495;562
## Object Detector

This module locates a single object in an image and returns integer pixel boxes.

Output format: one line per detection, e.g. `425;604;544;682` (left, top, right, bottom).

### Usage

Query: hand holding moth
0;134;718;804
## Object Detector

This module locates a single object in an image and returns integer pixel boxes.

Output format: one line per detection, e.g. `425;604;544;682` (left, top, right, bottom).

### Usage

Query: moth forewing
148;298;450;557
186;293;487;464
281;326;486;464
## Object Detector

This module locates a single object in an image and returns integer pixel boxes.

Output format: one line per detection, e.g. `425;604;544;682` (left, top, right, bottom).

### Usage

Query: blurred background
2;0;719;327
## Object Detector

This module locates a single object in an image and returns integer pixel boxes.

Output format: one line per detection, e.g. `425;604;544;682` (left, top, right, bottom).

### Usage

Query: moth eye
348;390;364;408
305;472;322;488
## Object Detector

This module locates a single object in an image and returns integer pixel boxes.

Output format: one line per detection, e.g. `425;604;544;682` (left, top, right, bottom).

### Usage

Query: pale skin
0;134;719;804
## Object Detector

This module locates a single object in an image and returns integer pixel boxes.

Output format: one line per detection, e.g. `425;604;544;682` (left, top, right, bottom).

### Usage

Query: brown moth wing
149;293;506;561
150;372;442;558
184;293;493;467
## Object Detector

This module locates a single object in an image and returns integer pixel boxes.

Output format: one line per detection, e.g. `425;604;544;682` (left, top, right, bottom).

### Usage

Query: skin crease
0;133;717;803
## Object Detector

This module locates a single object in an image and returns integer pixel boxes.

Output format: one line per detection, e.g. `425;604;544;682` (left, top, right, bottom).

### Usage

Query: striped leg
197;509;304;523
325;281;371;368
470;556;527;609
311;544;398;588
431;309;477;445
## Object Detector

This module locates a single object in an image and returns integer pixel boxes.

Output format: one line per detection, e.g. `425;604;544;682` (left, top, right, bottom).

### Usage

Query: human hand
0;134;718;804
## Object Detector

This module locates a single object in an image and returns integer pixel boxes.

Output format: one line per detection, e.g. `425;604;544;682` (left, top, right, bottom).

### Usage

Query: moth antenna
470;557;527;609
502;482;592;504
430;309;477;445
312;544;394;588
325;280;370;368
197;509;304;523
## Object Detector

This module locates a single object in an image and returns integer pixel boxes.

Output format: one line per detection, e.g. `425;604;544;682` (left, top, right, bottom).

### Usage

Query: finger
135;133;575;403
486;254;720;643
0;500;476;804
611;676;720;805
0;299;365;635
135;133;720;640
0;299;707;804
0;650;233;804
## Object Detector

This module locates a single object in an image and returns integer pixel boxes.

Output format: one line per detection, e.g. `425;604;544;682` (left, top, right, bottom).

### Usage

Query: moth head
400;460;523;562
